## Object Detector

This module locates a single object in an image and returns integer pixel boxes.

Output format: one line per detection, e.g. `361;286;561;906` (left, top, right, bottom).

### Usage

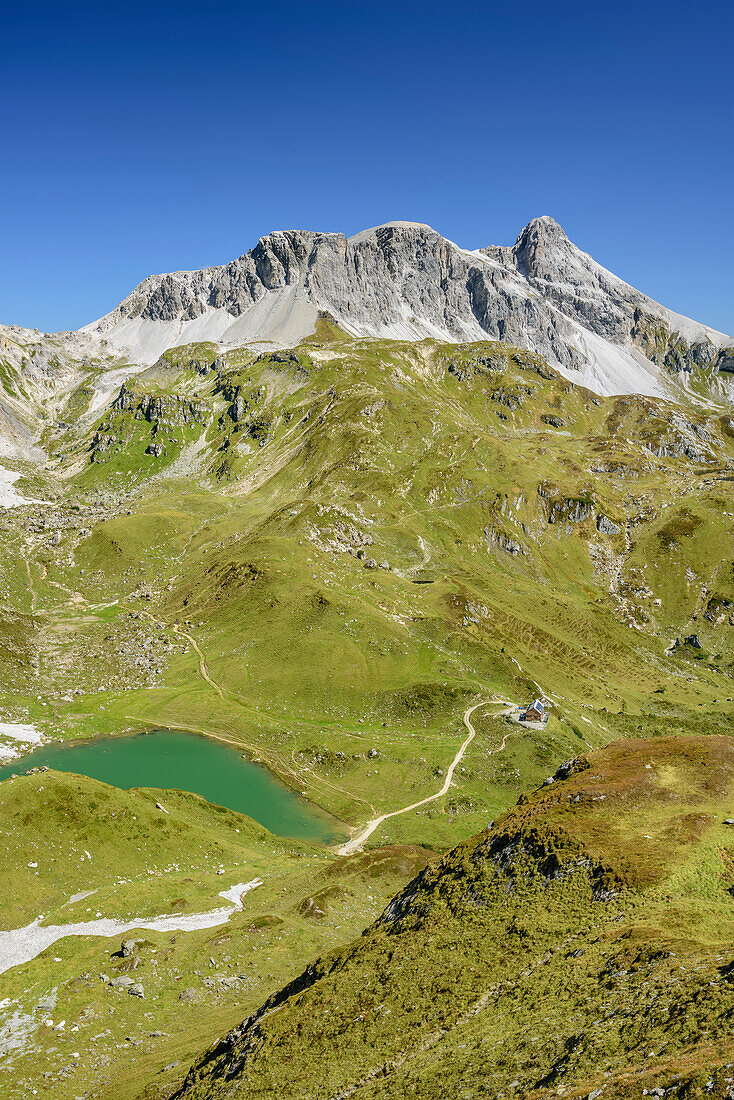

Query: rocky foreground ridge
171;736;734;1100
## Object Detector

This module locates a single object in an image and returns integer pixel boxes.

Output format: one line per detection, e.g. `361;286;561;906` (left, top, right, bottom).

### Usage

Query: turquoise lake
0;729;343;844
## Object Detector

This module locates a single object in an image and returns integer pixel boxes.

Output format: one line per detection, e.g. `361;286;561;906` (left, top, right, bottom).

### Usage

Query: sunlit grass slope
2;332;734;848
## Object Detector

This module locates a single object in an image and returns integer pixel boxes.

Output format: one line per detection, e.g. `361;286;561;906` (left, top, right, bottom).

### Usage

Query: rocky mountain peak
80;218;732;402
512;215;573;278
347;220;439;244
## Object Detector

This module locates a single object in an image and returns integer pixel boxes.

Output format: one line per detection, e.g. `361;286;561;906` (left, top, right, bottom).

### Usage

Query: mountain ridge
77;217;733;400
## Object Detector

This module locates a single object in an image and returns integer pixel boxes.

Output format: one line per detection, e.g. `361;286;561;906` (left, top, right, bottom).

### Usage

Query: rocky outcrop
483;525;525;557
215;379;266;426
447;349;505;381
630;308;731;377
716;348;734;374
254;349;311;375
544;493;594;526
491;385;532;410
704;596;733;623
645;424;714;463
113;383;209;427
596;514;622;536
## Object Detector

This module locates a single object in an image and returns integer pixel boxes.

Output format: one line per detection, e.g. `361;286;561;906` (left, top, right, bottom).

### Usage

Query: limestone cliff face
83;218;733;398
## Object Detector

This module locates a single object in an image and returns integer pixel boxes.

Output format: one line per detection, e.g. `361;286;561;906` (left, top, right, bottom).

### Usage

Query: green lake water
0;730;343;844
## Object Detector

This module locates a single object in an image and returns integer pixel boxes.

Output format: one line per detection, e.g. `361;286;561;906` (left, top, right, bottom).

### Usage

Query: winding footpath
139;610;227;699
338;698;513;856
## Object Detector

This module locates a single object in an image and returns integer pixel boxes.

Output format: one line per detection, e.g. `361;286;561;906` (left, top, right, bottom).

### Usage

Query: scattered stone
109;975;134;989
202;975;242;990
363;558;378;570
128;983;144;998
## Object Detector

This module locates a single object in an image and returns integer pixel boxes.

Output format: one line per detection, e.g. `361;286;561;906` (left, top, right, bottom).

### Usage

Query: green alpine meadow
2;216;734;1100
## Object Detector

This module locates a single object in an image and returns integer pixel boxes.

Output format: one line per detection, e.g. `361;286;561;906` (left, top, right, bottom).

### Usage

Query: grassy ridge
0;769;306;928
172;735;734;1099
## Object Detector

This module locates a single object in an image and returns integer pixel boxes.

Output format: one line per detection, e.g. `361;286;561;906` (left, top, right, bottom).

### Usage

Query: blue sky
2;0;732;334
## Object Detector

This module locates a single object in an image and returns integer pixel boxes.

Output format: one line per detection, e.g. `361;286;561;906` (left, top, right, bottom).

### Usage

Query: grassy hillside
3;333;734;851
1;331;734;1097
0;770;435;1100
172;735;734;1099
0;769;306;928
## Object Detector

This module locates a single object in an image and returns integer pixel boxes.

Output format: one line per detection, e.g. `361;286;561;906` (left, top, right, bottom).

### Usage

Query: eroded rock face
717;350;734;374
596;514;622;536
546;496;594;526
113;383;209;426
631;307;727;376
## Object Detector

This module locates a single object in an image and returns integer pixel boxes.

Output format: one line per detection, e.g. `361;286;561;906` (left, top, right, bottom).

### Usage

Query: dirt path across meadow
338;697;513;855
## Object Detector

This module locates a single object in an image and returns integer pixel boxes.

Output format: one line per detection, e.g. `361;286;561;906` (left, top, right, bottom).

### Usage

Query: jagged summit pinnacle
511;215;577;278
520;213;566;233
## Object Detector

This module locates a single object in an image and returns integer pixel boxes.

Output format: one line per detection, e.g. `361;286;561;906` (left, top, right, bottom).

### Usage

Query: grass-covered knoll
172;735;734;1099
0;767;434;1100
0;769;307;928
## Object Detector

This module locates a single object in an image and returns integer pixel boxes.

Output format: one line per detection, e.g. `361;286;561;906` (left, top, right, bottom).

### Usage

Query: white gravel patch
0;721;43;763
0;468;41;508
0;1005;37;1056
0;879;263;975
0;722;42;744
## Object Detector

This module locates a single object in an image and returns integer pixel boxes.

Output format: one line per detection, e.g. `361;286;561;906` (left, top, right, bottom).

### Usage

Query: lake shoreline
0;728;347;845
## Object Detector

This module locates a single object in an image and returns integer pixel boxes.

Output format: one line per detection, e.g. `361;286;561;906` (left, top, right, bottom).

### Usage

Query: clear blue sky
2;0;732;335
